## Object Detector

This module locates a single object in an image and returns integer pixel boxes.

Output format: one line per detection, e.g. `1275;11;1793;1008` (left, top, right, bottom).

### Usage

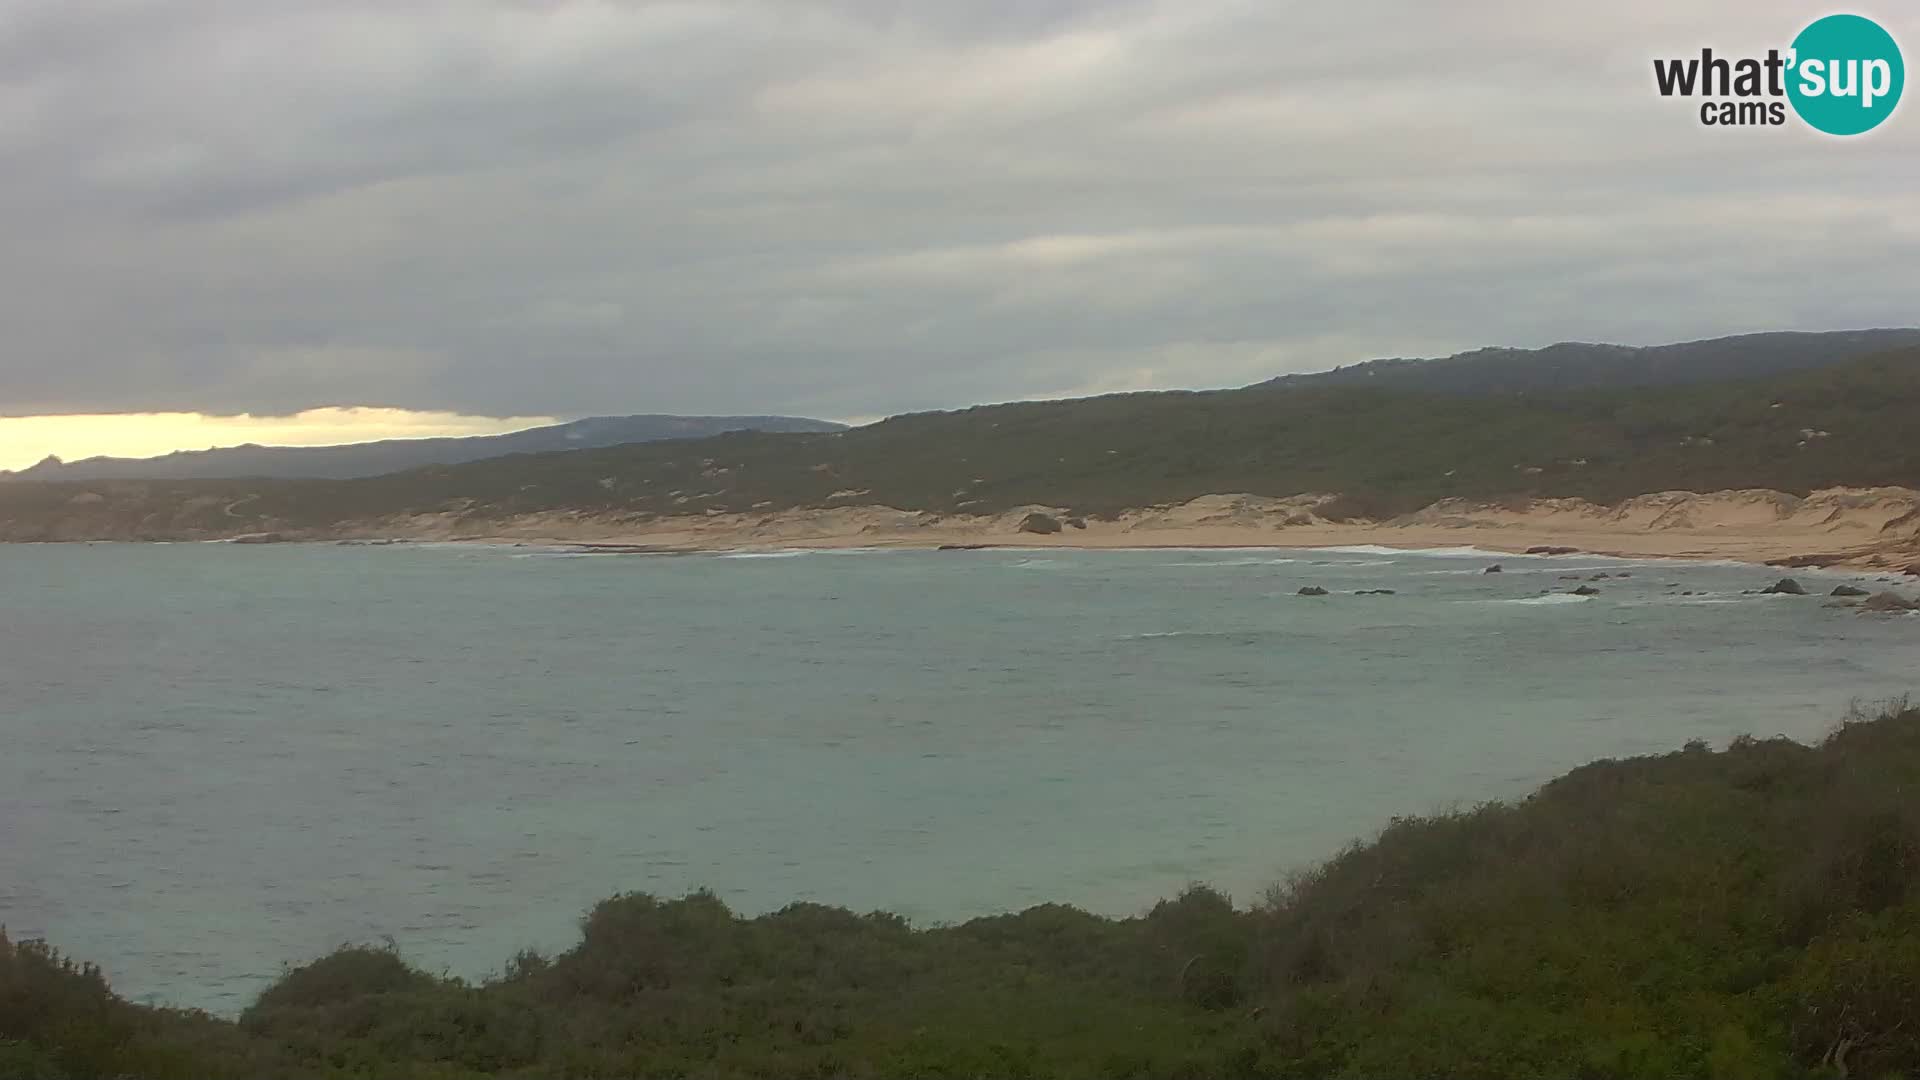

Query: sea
1;541;1914;1013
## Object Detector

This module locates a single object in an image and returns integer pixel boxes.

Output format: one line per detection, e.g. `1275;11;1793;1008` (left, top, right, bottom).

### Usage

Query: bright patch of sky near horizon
1;2;1915;452
0;408;559;472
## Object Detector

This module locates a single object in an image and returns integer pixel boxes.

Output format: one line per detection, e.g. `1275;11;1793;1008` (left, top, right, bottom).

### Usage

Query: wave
1146;546;1301;554
1416;563;1638;576
1119;629;1297;643
720;547;892;558
1308;544;1503;559
1160;557;1300;567
1312;558;1396;567
1469;593;1595;606
410;541;526;553
513;549;670;559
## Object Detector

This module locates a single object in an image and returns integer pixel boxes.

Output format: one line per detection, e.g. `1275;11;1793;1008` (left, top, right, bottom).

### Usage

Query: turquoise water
1;541;1913;1013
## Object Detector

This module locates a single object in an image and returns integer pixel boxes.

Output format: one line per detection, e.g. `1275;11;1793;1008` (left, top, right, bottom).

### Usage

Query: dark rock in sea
1298;586;1330;596
1483;564;1503;574
1617;572;1632;578
1017;512;1063;535
1571;585;1601;596
1355;589;1397;596
1760;578;1808;596
1526;545;1580;555
1064;517;1087;530
1589;573;1610;580
1861;591;1919;613
1831;584;1872;597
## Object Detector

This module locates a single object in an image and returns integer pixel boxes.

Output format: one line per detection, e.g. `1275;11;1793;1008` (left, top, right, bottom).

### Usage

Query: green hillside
1263;328;1920;395
3;347;1920;539
8;701;1920;1078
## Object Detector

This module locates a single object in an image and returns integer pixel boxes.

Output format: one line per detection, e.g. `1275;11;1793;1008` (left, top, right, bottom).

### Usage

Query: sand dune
421;486;1920;574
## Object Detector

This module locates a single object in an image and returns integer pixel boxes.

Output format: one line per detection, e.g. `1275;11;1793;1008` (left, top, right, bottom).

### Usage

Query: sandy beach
406;486;1920;574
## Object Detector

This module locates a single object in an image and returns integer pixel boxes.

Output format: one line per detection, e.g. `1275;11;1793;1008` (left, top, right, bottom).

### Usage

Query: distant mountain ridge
1261;329;1920;395
8;333;1920;545
0;414;848;482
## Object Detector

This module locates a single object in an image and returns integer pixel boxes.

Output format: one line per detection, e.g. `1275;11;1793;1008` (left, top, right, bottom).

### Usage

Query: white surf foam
1309;544;1504;559
1160;557;1300;567
1468;593;1595;606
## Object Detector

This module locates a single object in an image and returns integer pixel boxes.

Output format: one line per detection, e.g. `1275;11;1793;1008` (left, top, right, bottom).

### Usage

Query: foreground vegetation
4;345;1920;539
8;702;1920;1078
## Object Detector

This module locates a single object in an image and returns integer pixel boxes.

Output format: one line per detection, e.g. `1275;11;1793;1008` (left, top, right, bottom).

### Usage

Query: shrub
247;944;433;1014
11;702;1920;1078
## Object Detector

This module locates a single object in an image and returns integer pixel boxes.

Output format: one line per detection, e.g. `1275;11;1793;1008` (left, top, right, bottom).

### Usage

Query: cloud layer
2;0;1915;422
0;407;559;471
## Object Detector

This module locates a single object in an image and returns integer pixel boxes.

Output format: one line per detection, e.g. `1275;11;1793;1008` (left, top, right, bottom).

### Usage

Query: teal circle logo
1787;14;1904;135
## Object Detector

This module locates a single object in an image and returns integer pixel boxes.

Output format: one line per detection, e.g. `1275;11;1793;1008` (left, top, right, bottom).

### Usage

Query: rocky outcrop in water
1861;591;1918;613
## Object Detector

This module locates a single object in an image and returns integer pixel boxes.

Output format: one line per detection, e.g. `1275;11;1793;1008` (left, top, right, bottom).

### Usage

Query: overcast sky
1;0;1916;463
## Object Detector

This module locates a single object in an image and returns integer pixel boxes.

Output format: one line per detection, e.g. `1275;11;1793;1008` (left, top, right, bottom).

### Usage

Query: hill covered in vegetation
6;343;1920;541
1262;328;1920;396
3;342;1920;540
6;701;1920;1078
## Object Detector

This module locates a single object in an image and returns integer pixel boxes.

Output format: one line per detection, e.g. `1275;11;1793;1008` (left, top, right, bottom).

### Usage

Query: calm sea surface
1;541;1914;1012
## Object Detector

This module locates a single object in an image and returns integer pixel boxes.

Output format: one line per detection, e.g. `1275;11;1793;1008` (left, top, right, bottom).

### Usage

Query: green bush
248;944;433;1013
12;702;1920;1077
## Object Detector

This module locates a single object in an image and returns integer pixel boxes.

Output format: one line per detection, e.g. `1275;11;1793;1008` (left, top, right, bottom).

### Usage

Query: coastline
441;487;1920;575
8;485;1920;576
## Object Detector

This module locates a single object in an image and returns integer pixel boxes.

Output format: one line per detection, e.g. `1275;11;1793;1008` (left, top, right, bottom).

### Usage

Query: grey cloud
1;0;1915;420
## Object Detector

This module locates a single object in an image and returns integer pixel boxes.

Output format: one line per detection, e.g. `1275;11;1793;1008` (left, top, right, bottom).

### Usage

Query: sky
1;0;1916;468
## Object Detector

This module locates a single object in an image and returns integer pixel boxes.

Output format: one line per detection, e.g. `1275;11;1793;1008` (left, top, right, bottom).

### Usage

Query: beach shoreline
424;486;1920;575
11;485;1920;576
